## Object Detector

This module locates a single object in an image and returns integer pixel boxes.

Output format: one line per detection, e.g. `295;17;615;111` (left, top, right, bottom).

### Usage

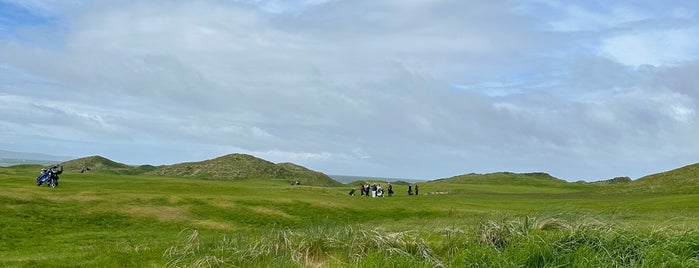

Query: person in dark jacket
48;164;63;187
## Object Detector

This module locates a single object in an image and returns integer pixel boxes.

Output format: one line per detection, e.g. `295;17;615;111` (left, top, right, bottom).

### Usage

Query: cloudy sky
1;0;698;181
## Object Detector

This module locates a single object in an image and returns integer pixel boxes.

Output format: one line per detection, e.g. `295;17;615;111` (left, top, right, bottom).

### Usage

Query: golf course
1;155;697;267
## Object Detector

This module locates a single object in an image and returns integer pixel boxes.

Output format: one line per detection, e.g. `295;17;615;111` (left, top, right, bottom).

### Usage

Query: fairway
1;165;698;267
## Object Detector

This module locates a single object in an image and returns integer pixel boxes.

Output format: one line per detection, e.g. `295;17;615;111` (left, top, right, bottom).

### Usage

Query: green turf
1;165;697;267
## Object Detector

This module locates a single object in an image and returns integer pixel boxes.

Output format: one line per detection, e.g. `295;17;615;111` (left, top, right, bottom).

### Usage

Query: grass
161;215;699;267
1;165;698;267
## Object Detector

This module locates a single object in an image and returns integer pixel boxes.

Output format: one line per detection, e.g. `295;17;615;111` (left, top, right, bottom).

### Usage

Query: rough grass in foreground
164;215;699;267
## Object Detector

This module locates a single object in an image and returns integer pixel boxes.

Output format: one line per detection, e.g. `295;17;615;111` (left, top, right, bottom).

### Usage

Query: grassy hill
433;172;568;186
426;171;592;196
275;162;342;186
146;153;341;186
60;155;146;175
54;154;340;186
630;162;699;193
591;176;633;185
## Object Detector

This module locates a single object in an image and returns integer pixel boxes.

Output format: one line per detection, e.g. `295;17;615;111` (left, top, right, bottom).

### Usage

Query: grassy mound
147;153;341;186
275;162;342;186
434;172;568;186
54;154;340;186
631;163;699;193
591;176;633;185
60;155;137;174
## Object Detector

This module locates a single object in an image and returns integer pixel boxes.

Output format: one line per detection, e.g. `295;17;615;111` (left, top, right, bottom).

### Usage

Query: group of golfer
350;182;419;197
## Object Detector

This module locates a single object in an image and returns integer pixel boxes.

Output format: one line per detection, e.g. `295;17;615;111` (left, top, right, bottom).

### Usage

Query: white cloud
669;104;695;123
1;0;698;181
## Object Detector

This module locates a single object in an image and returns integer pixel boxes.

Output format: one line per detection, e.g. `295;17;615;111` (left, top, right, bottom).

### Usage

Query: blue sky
0;1;49;39
1;0;698;181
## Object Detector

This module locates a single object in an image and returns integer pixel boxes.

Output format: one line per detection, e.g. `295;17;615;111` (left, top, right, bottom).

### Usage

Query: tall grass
164;215;699;267
164;225;443;267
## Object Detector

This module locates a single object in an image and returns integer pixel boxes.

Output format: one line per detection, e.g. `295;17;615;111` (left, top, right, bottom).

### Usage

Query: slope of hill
147;153;341;186
630;162;699;193
433;172;569;187
60;156;143;174
591;176;632;185
276;162;342;186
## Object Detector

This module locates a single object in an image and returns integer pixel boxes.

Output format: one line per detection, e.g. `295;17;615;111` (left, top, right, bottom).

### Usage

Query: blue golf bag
37;165;62;187
36;172;54;187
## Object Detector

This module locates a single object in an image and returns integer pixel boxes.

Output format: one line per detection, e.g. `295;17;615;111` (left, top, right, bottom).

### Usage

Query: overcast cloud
1;0;698;181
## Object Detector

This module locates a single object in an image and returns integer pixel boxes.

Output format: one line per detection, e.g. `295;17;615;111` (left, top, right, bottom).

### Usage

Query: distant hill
591;176;632;185
630;163;699;193
433;172;568;186
0;149;71;167
146;154;341;186
57;154;340;186
330;174;421;185
61;156;145;174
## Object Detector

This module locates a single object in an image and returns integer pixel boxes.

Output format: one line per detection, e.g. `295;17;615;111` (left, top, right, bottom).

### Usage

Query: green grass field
1;165;698;267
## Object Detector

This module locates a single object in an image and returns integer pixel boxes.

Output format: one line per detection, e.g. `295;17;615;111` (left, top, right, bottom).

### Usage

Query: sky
1;0;698;181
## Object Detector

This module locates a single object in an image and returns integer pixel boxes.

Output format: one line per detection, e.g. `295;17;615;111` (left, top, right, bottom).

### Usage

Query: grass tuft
162;215;699;267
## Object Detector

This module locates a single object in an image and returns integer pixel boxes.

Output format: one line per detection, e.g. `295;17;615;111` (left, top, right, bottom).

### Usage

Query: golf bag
37;165;62;188
36;172;55;187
